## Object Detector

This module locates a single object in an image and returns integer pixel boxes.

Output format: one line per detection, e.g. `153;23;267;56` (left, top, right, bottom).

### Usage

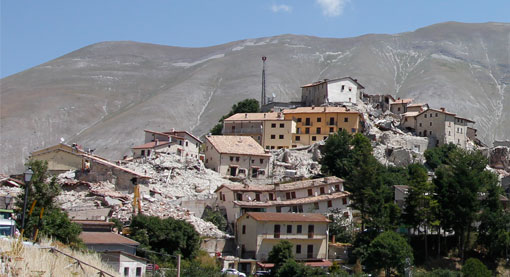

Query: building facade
301;77;364;106
137;129;202;159
204;136;271;178
216;176;351;225
283;107;363;147
236;212;329;261
389;98;413;115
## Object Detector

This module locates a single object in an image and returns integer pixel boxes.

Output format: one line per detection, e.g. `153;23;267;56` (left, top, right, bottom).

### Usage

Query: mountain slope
1;22;509;174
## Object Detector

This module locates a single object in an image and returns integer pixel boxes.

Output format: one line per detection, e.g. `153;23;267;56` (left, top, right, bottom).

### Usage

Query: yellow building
223;112;296;150
283;106;363;147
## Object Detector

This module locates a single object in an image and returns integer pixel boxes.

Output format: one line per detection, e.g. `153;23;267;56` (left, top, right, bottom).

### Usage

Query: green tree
130;215;200;262
363;231;413;276
403;164;438;260
202;207;227;231
209;99;260;135
15;160;81;246
424;143;457;170
267;240;294;275
274;259;328;277
414;269;461;277
328;209;355;243
320;129;354;178
434;149;490;259
461;258;491;277
477;177;510;261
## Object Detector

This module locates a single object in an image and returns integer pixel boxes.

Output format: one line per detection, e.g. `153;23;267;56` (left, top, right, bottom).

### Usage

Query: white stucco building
301;77;365;106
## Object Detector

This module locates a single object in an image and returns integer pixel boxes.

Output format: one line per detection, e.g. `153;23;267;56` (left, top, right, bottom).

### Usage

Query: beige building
389;98;413;115
283;106;363;147
222;112;296;149
406;103;429;113
236;212;329;262
30;143;87;174
216;176;351;225
301;77;365;106
413;108;474;148
204;135;271;179
362;93;395;112
136;129;202;159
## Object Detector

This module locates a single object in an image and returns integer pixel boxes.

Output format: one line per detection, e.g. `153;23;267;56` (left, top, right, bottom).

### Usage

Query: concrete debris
489;146;510;172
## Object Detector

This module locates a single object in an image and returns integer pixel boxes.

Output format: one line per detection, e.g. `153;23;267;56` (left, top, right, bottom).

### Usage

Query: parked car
221;268;247;277
254;270;270;276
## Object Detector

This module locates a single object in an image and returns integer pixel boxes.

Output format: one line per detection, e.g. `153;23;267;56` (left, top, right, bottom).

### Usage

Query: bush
461;258;491;277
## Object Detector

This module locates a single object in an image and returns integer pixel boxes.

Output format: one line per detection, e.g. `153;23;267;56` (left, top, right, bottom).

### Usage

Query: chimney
278;112;282;119
171;128;175;132
440;107;445;112
312;105;315;110
264;113;266;118
245;113;248;118
398;97;401;100
323;107;326;112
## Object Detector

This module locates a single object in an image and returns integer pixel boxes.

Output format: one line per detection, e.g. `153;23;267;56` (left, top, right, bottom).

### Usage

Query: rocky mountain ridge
1;21;509;174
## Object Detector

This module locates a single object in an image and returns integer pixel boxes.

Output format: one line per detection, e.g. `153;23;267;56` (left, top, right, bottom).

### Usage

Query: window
344;117;348;122
419;123;422;127
271;146;275;149
280;123;284;128
313;202;319;210
255;193;260;201
308;189;313;196
297;225;302;233
286;192;291;200
397;107;401;112
236;193;242;201
279;135;284;139
287;225;292;234
335;184;340;191
296;136;301;141
305;128;310;134
329;127;334;133
341;85;345;91
429;131;433;135
296;244;301;254
351;128;356;133
327;200;332;208
449;131;451;136
308;225;315;238
274;225;280;238
276;206;281;213
419;131;422;136
269;193;274;201
291;191;296;199
329;117;335;125
312;136;317;141
260;159;263;164
136;267;142;277
317;117;322;122
124;268;129;277
141;150;145;156
435;113;438;117
185;141;188;147
236;157;240;162
271;123;276;128
342;197;347;205
316;127;321;134
425;114;427;118
271;134;276;139
305;118;311;125
430;122;432;126
242;225;246;234
297;118;302;122
320;187;325;195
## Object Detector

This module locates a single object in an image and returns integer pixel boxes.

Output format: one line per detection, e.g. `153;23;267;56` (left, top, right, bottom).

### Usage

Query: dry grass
0;237;118;277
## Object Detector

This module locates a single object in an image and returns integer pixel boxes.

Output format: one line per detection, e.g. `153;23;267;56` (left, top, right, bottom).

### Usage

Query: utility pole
177;254;181;277
261;56;267;108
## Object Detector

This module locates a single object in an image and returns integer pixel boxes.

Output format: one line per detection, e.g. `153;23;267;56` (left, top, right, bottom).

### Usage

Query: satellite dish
60;137;65;143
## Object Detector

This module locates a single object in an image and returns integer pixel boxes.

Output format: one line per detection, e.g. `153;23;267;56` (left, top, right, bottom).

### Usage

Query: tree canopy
15;160;81;246
129;214;200;262
363;231;413;276
267;240;294;275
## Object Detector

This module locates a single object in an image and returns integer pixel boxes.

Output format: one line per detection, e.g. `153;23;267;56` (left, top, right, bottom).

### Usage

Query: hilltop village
2;76;510;276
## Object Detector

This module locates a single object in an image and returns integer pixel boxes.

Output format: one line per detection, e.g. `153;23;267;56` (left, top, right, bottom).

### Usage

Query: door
307;244;314;259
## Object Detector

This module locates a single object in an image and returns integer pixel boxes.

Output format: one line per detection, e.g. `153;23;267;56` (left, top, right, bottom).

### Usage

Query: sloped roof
234;191;350;207
163;130;203;144
205;136;270;156
80;232;139;245
391;99;413;104
283;106;360;114
215;176;344;193
301;77;365;89
84;154;150;179
402;112;420;118
131;141;171;149
244;212;329;223
224;112;284;121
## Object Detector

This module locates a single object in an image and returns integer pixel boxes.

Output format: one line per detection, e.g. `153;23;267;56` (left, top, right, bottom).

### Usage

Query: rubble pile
489;146;510;172
271;145;322;181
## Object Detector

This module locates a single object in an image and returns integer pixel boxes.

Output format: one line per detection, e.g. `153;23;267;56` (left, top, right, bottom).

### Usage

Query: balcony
222;128;262;135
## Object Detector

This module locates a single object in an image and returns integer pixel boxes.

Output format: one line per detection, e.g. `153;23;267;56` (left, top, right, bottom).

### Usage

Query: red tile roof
244;212;330;223
79;232;140;245
206;136;270;157
283;106;359;114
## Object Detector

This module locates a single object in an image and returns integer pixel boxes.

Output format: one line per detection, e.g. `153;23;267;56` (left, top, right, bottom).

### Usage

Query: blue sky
1;0;509;78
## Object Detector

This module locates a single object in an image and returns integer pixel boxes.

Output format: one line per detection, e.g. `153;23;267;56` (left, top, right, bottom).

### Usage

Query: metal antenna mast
261;56;267;108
